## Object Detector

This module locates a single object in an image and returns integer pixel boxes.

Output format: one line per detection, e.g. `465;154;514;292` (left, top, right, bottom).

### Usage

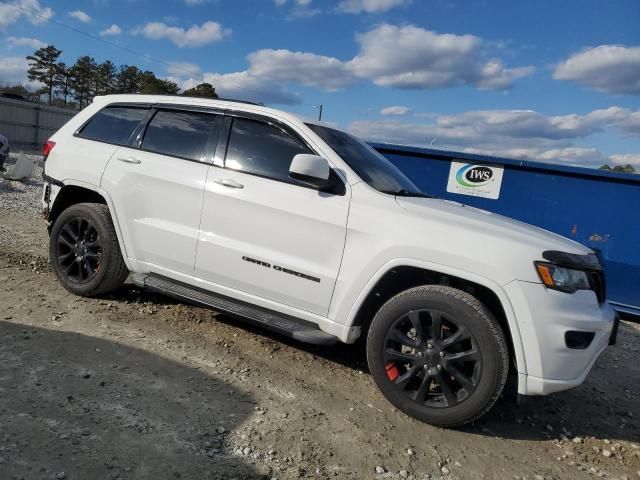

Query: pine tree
182;83;218;99
54;62;72;107
97;60;118;95
69;56;97;109
26;45;63;105
139;71;179;95
116;65;143;93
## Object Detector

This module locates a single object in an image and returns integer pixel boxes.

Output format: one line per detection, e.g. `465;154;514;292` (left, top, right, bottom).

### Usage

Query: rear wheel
367;285;509;427
49;203;128;296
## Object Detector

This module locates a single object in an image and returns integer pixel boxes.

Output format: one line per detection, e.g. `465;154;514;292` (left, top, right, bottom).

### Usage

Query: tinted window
79;106;148;145
225;118;310;182
142;110;218;161
307;123;421;195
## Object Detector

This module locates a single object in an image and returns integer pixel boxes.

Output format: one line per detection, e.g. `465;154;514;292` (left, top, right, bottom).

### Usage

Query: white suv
42;95;617;427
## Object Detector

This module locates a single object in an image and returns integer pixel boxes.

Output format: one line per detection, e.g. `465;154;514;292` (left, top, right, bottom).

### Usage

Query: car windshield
306;123;426;196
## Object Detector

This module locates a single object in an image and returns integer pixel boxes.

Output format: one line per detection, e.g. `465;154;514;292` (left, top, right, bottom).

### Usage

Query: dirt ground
1;173;639;480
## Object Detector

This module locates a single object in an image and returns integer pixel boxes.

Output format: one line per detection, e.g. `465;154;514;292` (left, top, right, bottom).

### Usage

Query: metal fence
0;97;76;153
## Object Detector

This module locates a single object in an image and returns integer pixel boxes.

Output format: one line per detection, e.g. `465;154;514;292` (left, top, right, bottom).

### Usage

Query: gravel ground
0;171;639;480
0;153;45;218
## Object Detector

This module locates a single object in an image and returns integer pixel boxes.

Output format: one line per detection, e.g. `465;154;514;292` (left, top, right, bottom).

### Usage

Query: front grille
589;270;606;303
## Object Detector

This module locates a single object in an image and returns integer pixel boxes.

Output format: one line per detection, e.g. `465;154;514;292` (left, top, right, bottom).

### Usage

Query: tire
366;285;509;427
49;202;129;297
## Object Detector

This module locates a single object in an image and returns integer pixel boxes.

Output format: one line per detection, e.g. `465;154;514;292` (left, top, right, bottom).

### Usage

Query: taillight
43;140;56;158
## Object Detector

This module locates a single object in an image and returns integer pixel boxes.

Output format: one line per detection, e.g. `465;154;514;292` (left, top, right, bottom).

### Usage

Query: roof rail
99;93;266;107
217;97;265;107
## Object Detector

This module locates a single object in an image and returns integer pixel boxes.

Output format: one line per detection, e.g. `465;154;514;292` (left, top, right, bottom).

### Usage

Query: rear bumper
506;280;617;396
41;179;62;225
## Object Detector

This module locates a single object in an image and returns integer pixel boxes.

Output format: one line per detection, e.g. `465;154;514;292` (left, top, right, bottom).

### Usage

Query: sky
1;0;639;169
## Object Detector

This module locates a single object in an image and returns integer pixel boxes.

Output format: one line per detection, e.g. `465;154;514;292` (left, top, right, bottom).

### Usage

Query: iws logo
447;161;504;199
455;165;494;187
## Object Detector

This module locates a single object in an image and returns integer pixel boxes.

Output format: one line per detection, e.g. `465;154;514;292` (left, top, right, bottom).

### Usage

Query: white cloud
68;10;91;23
248;49;355;90
275;0;313;5
0;0;54;30
348;106;640;168
380;105;411;116
288;6;321;18
0;56;29;83
168;62;202;78
275;0;321;18
554;45;640;95
238;24;532;92
168;69;300;105
133;21;231;48
0;56;41;88
349;24;534;90
609;153;640;166
199;72;300;105
351;107;640;146
618;111;640;135
461;146;615;168
7;36;47;49
338;0;408;14
100;24;122;37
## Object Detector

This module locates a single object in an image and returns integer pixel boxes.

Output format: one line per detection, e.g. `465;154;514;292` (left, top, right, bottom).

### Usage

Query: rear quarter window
78;106;148;145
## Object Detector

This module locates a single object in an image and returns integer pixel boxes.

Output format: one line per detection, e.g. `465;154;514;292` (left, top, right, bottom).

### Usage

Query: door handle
214;178;244;189
117;157;141;165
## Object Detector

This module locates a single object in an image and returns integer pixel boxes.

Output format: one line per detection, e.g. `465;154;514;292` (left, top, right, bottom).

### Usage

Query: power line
0;0;309;106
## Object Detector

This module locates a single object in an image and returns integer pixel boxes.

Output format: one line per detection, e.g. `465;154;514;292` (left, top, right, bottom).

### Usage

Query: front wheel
49;203;129;297
367;285;509;427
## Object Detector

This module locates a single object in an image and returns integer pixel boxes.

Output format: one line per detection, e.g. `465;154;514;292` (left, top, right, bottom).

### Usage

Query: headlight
534;262;591;293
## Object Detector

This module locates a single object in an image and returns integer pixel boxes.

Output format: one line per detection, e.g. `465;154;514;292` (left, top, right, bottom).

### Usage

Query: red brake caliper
385;362;399;382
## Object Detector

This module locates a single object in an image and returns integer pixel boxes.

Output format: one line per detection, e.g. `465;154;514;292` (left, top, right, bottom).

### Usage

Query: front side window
78;106;148;145
225;117;311;183
141;110;219;161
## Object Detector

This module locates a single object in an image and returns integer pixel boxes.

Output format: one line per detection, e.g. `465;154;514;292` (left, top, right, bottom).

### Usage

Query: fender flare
52;179;133;271
344;257;528;376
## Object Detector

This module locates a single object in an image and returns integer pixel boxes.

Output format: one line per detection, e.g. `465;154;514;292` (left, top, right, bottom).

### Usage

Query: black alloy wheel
56;216;103;283
49;203;129;297
383;308;481;408
367;285;509;427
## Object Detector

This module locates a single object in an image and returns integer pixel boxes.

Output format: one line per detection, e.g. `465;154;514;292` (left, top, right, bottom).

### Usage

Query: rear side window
78;106;148;145
225;117;311;183
141;110;219;162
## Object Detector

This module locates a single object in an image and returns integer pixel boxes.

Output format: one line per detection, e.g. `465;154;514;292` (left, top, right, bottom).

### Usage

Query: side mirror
289;154;335;190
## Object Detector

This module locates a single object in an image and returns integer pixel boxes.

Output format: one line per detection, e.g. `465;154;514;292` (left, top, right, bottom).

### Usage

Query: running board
136;274;338;346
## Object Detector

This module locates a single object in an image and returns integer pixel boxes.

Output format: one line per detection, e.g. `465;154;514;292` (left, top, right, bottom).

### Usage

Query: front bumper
505;280;617;396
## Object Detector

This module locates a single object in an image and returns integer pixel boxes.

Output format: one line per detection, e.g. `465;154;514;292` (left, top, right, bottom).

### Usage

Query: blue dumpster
373;143;640;317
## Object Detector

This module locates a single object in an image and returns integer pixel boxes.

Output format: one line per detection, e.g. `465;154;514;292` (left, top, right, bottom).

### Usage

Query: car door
196;115;350;316
102;107;222;274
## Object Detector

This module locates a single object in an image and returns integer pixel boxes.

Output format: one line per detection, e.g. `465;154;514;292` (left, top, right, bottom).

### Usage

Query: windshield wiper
384;189;436;199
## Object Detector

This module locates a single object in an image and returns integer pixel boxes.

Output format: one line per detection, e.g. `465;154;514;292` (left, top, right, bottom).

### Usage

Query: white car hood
396;196;592;256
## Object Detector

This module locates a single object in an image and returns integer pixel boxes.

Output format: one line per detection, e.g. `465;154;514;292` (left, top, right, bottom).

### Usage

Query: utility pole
313;104;323;121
